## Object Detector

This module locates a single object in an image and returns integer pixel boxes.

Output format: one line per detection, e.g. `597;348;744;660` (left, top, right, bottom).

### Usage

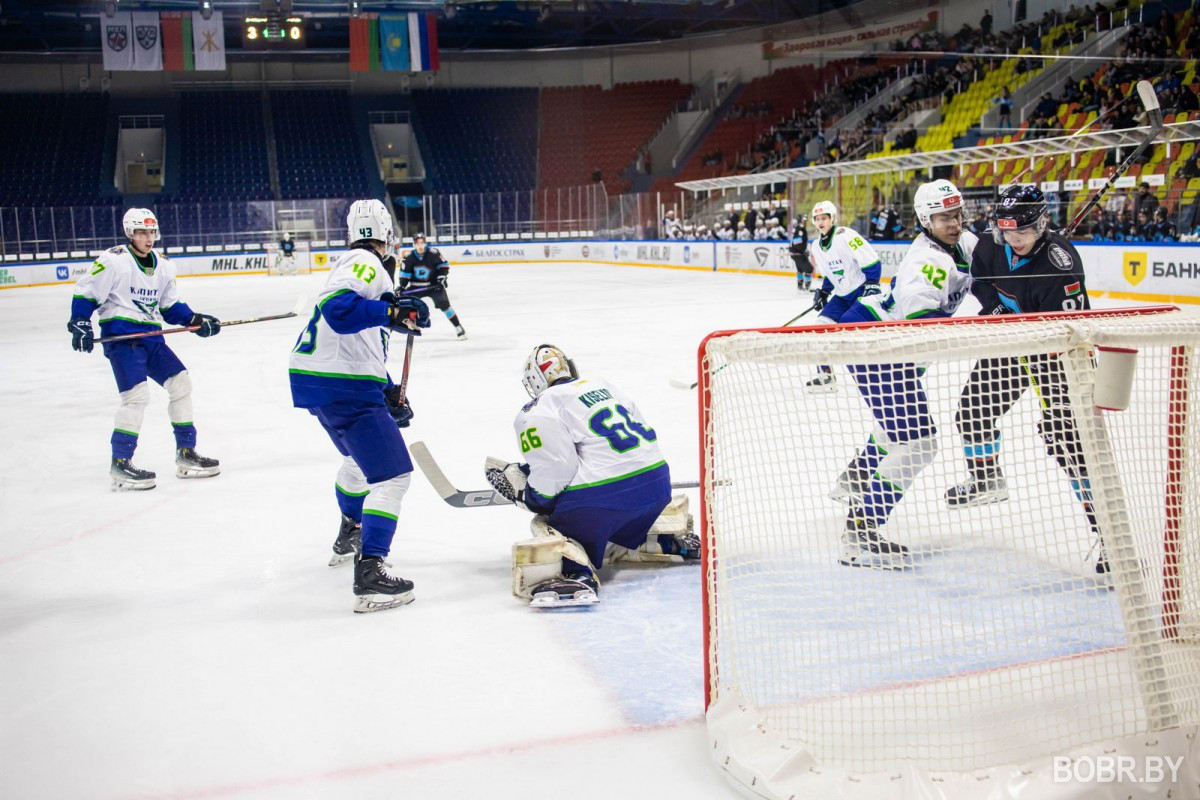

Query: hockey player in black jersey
947;184;1109;574
400;232;467;339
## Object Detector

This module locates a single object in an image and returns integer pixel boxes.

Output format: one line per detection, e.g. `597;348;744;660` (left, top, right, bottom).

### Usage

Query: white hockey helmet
914;179;964;231
346;199;395;246
122;208;160;240
522;343;578;398
810;201;838;226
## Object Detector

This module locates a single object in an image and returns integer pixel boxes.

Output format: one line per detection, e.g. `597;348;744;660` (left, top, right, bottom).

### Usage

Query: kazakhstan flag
380;15;409;71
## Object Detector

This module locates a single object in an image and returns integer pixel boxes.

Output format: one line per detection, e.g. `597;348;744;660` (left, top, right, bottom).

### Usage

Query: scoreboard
243;15;305;49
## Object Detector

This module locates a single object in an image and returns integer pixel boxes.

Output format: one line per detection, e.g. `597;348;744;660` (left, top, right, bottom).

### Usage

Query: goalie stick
670;303;820;390
409;441;701;508
96;293;310;344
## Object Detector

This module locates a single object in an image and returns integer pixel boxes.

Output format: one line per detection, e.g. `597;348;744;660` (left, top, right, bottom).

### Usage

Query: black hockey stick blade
410;441;701;508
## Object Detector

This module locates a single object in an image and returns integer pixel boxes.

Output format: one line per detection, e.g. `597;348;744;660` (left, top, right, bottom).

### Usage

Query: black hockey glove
860;281;882;298
190;313;221;337
383;385;414;428
386;297;431;333
436;272;449;289
68;318;94;353
812;289;831;311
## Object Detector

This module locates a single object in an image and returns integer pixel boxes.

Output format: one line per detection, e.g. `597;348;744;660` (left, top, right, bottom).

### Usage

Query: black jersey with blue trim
969;231;1089;315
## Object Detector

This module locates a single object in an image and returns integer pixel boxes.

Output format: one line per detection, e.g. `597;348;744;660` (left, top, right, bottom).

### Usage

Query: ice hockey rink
0;260;1163;799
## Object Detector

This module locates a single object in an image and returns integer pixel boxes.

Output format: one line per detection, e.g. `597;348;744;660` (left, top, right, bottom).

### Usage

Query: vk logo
55;266;70;280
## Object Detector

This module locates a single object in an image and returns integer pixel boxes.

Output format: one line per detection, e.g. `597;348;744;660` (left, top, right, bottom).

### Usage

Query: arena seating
271;90;369;200
176;91;272;201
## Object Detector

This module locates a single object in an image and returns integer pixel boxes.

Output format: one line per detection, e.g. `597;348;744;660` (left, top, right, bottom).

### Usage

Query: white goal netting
266;240;312;275
700;307;1200;799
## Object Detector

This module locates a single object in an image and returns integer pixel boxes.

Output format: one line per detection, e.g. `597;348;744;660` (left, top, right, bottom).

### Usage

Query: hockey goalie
485;344;699;608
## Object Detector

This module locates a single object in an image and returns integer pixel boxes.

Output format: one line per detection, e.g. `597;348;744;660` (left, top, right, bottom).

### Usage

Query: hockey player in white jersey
831;179;977;569
806;200;883;391
68;208;223;490
289;199;431;613
485;345;698;608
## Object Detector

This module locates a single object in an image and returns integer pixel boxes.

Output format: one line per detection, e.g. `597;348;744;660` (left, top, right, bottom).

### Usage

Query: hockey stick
409;441;701;508
1063;80;1162;237
96;293;310;344
670;303;821;390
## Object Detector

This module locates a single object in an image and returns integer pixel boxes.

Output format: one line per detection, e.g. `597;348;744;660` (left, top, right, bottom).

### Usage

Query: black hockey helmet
413;231;427;242
993;184;1049;245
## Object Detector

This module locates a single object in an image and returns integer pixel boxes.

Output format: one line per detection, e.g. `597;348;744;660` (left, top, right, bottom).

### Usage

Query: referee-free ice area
0;261;1155;799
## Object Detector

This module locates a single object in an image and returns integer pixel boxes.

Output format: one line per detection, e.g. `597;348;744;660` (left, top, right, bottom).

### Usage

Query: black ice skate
829;462;871;504
454;324;468;340
176;447;220;479
111;458;156;491
353;555;415;613
329;513;361;567
805;372;836;393
944;467;1008;508
839;513;909;570
529;574;599;608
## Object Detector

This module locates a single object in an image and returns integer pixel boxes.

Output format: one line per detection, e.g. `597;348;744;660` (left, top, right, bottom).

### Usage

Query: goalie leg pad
513;517;598;603
607;494;699;565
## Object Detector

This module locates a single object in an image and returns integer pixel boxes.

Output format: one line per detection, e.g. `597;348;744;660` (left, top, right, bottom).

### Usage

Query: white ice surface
0;262;829;800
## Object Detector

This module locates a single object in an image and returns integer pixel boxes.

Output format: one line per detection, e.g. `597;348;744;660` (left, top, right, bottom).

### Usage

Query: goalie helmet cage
698;306;1200;800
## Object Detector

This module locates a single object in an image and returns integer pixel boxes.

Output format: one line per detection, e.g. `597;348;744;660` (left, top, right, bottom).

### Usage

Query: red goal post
697;306;1200;799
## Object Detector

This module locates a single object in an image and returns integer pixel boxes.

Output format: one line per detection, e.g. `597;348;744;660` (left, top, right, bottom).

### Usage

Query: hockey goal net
700;307;1200;799
266;240;312;275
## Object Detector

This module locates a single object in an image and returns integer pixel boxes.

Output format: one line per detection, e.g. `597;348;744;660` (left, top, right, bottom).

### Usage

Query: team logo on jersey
1123;252;1148;286
107;25;128;51
132;299;159;316
136;25;158;51
1048;244;1073;271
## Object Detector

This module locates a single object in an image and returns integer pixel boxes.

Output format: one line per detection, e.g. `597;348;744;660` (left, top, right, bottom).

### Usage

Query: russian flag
408;12;439;72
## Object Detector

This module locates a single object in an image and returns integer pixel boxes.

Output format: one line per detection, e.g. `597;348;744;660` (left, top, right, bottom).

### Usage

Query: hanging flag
101;12;134;71
161;12;194;72
379;15;410;71
192;10;226;71
407;13;439;72
349;14;380;72
131;12;162;71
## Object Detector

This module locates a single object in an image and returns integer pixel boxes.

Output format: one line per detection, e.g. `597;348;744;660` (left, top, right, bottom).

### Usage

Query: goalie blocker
488;344;700;608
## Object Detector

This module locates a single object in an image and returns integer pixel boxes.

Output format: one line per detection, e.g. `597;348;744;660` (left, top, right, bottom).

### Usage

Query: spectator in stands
980;9;993;36
1177;85;1199;113
997;87;1013;131
591;167;602;184
1034;92;1059;119
1182;151;1200;179
1134;182;1159;219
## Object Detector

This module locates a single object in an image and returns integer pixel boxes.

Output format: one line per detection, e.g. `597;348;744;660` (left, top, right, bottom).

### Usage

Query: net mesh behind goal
700;307;1200;798
266;241;312;275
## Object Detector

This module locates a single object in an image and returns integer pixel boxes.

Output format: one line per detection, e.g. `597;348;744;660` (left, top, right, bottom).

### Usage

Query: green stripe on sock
113;428;139;437
363;508;398;521
171;421;193;427
336;483;370;497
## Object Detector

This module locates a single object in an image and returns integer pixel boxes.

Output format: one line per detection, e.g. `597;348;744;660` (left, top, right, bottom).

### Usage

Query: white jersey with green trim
288;247;394;383
514;377;665;500
858;231;978;321
72;245;182;328
810;226;880;297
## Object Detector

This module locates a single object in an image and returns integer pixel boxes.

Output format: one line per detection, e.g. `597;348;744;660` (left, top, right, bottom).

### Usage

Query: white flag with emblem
131;12;161;71
192;11;226;71
101;12;134;71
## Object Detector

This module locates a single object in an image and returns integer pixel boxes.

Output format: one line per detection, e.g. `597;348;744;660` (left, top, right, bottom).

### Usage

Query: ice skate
111;458;156;491
176;447;220;479
529;574;599;608
944;468;1008;508
829;464;870;504
329;513;361;567
805;371;836;393
454;325;468;340
838;513;909;570
353;555;415;613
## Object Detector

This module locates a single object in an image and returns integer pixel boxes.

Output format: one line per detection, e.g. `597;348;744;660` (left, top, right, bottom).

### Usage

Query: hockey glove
436;272;449;289
190;313;221;337
812;289;831;311
383;385;414;428
485;458;531;510
387;297;431;333
68;318;94;353
860;281;882;298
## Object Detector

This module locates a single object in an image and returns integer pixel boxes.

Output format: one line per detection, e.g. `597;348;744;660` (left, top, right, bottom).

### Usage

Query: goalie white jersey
72;246;186;330
857;230;978;321
810;227;881;296
514;377;665;502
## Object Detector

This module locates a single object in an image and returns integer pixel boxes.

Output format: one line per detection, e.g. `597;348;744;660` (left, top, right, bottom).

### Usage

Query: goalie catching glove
485;457;531;510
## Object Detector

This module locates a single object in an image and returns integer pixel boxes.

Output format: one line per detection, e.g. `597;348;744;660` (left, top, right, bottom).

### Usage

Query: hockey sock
111;429;139;460
854;436;886;476
360;473;411;557
171;422;197;450
861;436;938;525
962;433;1002;478
444;309;461;326
335;456;369;523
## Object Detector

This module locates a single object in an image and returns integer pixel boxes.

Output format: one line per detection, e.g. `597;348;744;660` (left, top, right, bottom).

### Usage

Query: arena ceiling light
199;1;213;21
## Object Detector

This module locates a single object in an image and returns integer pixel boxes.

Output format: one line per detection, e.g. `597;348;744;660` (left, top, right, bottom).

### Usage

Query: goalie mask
122;208;160;241
522;344;578;398
346;199;395;247
993;184;1049;249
